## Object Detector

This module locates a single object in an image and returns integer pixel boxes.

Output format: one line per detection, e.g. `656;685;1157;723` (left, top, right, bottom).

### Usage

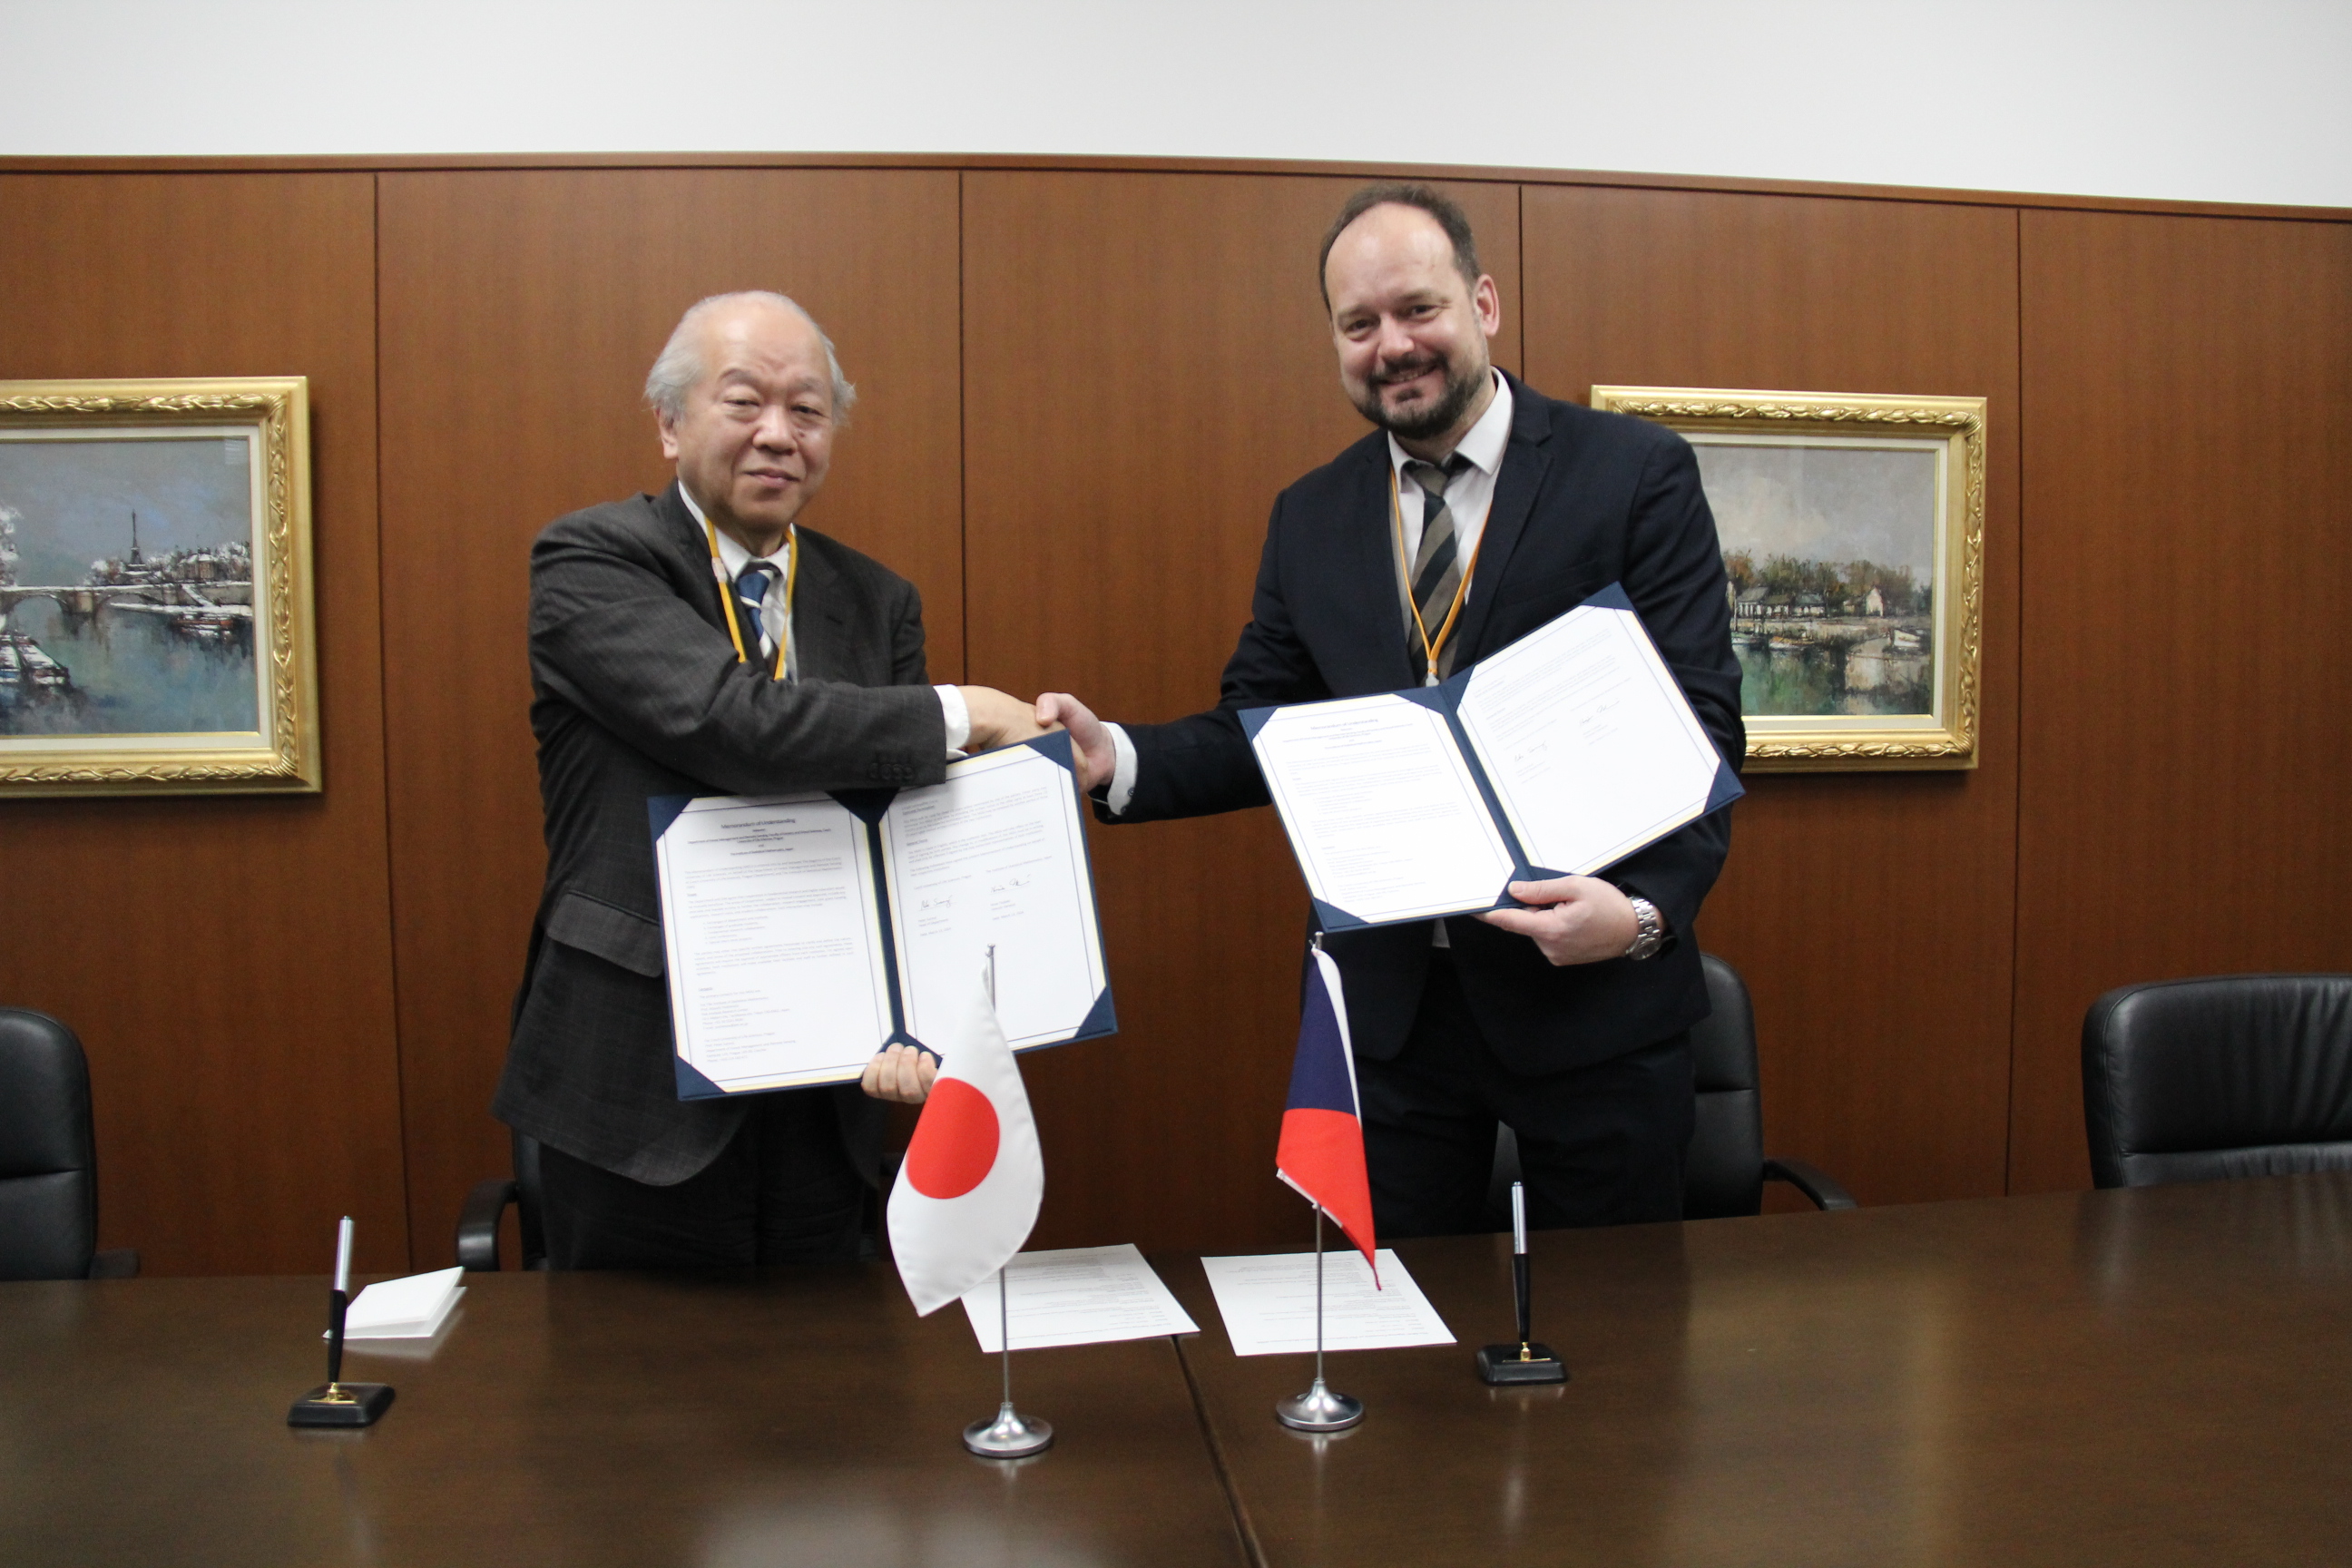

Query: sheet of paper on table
958;1243;1200;1352
1199;1249;1455;1357
329;1266;466;1340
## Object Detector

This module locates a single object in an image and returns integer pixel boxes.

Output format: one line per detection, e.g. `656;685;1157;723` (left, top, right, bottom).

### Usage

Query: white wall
2;0;2346;209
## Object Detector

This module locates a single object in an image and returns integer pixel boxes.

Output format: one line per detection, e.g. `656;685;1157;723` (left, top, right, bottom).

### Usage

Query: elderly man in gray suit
495;291;1042;1269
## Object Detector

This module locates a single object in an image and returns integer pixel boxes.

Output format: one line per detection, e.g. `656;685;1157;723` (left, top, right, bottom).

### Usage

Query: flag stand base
1276;1376;1364;1432
963;1401;1054;1458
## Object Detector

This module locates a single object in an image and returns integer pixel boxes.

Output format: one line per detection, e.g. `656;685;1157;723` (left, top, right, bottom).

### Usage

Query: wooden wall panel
0;172;407;1273
961;171;1523;1253
2009;212;2352;1191
1521;188;2024;1205
375;170;965;1265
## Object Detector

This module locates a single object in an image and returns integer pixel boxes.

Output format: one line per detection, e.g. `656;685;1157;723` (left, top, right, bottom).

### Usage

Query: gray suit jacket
495;482;946;1184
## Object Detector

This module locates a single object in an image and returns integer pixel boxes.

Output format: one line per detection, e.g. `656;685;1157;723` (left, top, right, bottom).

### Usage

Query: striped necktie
1404;456;1471;662
734;561;780;666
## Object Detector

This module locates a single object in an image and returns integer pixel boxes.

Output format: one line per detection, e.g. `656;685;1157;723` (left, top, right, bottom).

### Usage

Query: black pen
1512;1181;1533;1356
326;1216;353;1391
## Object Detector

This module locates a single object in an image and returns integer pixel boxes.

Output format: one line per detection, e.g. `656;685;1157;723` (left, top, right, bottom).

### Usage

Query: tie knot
1404;455;1468;498
736;561;779;601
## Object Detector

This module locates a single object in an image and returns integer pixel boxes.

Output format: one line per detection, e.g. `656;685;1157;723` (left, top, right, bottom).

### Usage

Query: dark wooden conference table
6;1173;2351;1566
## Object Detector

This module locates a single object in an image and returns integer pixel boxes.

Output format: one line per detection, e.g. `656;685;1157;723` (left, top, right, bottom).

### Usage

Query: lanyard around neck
1390;465;1485;684
705;517;795;681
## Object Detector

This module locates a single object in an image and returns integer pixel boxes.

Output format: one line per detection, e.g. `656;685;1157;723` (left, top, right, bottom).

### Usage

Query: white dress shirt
680;484;970;753
1101;370;1514;812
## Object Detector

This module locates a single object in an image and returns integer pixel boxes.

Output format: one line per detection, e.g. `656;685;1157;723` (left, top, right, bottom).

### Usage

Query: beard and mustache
1349;348;1489;442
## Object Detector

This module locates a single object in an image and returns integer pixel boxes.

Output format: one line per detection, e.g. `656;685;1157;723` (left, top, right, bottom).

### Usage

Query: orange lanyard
1390;465;1485;684
705;517;795;681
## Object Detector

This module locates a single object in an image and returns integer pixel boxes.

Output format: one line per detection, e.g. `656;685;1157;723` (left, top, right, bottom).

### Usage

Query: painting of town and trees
1691;437;1941;720
0;433;260;737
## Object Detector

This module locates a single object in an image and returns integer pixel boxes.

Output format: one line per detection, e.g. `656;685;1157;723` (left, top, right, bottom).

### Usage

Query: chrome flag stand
1275;1204;1364;1432
963;946;1053;1458
963;1263;1054;1457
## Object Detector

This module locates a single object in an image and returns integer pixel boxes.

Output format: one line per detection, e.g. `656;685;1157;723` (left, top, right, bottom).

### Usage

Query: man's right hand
960;685;1051;750
1034;692;1114;793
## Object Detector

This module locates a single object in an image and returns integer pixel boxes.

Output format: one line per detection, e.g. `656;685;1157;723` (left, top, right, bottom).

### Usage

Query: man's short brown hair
1318;182;1484;309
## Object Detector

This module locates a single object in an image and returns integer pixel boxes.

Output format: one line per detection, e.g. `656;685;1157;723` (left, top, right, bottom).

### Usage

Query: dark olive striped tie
1405;456;1471;651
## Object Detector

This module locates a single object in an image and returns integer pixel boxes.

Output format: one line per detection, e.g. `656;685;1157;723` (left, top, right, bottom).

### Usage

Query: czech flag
1277;946;1378;1283
887;969;1044;1316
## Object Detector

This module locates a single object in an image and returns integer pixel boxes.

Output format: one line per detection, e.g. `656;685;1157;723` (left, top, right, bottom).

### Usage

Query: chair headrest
0;1008;94;1180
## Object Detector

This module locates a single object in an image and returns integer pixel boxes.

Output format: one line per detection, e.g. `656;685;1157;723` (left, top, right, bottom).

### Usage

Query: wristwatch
1622;895;1666;962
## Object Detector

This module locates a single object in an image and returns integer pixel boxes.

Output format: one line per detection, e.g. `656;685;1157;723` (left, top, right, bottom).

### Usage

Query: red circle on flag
905;1078;1000;1199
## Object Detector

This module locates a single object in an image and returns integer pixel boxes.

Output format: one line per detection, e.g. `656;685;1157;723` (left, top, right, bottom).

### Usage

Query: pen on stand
288;1213;395;1426
328;1215;353;1392
1476;1178;1566;1384
1512;1181;1533;1357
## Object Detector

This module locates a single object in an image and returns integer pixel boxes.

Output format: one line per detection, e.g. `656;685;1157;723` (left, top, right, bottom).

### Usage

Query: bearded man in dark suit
1041;186;1743;1237
496;291;1044;1269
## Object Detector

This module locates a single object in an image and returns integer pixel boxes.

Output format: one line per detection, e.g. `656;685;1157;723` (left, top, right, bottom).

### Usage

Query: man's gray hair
643;290;858;425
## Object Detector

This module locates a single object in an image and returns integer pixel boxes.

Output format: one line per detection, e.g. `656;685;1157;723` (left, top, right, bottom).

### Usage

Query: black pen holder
289;1382;396;1426
1476;1342;1568;1385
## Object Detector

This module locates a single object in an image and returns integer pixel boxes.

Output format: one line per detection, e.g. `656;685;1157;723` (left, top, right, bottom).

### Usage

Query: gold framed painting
1591;386;1986;772
0;378;320;795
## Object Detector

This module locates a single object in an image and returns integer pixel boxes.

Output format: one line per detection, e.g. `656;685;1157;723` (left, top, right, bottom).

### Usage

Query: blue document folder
650;730;1115;1100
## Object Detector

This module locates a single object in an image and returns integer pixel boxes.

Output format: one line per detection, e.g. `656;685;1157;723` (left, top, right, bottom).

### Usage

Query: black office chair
2082;974;2352;1189
1489;952;1856;1221
0;1007;139;1280
456;1129;548;1271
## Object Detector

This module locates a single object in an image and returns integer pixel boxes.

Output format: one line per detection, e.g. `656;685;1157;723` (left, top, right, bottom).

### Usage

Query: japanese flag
887;970;1044;1316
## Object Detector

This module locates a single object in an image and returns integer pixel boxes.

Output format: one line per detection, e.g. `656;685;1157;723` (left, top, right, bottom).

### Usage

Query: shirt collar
677;480;789;579
1386;368;1513;479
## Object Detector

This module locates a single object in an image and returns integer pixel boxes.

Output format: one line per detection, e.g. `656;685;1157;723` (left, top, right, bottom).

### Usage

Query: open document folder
650;731;1114;1098
1243;583;1741;930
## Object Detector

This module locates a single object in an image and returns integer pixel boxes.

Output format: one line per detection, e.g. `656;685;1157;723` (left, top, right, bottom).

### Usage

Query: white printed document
652;735;1113;1098
884;747;1106;1052
1243;584;1738;930
1199;1250;1455;1357
1250;695;1516;925
957;1243;1200;1352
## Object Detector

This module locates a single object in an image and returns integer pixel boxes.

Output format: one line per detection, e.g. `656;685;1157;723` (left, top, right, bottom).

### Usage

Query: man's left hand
1476;876;1645;965
859;1042;938;1103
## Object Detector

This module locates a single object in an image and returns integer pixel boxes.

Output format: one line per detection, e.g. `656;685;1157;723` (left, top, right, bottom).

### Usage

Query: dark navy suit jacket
1116;376;1744;1073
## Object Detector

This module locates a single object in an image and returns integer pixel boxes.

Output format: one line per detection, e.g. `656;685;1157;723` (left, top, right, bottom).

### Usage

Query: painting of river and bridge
1691;436;1940;720
0;432;260;738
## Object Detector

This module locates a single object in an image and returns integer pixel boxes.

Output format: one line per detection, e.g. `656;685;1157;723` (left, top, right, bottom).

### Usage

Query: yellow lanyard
1390;466;1485;683
705;517;796;681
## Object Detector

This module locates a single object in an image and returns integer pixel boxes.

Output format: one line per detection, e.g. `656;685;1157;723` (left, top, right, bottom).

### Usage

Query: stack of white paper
331;1266;466;1340
957;1243;1199;1352
1200;1250;1455;1357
